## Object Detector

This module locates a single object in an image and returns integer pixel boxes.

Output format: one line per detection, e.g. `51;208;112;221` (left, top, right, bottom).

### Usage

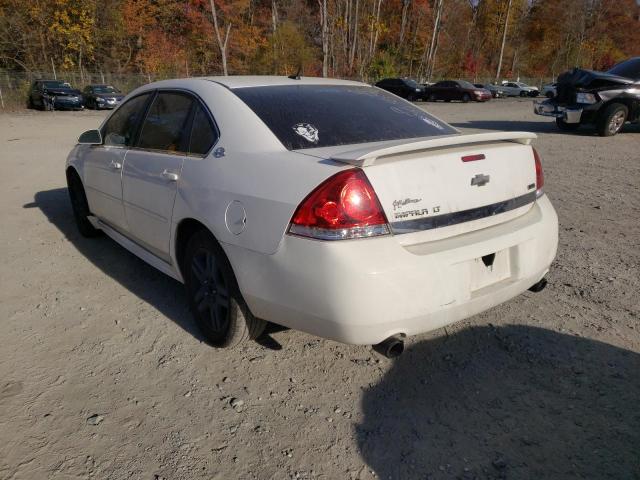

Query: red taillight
532;148;544;197
289;169;389;240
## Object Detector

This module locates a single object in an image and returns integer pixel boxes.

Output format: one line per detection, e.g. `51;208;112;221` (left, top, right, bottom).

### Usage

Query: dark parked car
27;79;84;110
475;83;506;98
534;57;640;136
424;80;492;102
375;78;424;101
82;84;125;109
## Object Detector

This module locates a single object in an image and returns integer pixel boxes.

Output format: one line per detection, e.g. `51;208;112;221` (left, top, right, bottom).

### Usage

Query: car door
506;83;519;95
83;92;152;231
121;91;195;261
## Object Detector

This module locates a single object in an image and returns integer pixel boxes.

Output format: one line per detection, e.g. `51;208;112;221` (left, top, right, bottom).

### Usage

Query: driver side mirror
78;129;102;145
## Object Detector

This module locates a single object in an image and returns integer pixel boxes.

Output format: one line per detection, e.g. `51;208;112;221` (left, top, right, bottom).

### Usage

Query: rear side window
137;92;194;153
233;85;456;150
103;93;151;147
189;103;218;156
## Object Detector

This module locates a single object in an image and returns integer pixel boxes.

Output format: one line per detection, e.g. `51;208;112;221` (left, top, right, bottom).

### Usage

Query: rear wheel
545;91;555;99
597;103;627;137
67;171;101;237
556;118;580;132
184;230;266;348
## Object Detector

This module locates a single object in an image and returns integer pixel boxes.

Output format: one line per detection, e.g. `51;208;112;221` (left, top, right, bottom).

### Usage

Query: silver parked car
500;81;539;97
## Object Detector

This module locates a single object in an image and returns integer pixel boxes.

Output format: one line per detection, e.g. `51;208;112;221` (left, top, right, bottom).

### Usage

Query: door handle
162;169;179;181
109;160;122;170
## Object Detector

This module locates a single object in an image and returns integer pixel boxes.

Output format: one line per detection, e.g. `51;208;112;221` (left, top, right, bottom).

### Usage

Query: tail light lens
533;147;544;198
288;169;390;240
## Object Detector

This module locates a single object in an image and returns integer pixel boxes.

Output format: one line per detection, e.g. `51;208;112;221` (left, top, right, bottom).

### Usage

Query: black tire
27;96;35;109
556;117;580;131
462;93;471;103
545;91;555;99
596;103;628;137
184;230;266;348
427;93;437;102
66;170;101;237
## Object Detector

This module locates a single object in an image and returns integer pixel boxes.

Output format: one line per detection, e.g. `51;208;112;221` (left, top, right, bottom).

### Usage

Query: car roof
201;75;367;89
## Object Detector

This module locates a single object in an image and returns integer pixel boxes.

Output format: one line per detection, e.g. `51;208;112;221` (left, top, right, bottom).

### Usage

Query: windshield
607;58;640;80
43;81;70;89
93;85;119;94
404;79;419;88
458;80;475;89
233;85;456;150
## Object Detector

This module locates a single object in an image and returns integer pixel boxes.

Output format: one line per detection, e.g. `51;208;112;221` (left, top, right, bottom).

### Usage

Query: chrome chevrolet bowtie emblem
471;174;490;187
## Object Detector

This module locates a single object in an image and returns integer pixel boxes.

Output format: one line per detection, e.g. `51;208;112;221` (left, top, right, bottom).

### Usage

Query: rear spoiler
331;132;537;167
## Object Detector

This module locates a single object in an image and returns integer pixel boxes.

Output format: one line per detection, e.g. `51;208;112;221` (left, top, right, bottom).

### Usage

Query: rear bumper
534;100;582;123
226;195;558;345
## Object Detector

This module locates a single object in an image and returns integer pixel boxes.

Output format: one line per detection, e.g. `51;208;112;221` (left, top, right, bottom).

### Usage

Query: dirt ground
1;98;638;480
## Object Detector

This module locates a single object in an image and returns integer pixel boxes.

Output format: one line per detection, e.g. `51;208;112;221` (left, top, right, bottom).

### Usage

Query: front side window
189;103;218;156
102;93;151;147
137;92;194;153
233;85;456;150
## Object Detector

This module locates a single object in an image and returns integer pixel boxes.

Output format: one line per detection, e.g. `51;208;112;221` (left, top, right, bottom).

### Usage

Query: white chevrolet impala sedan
66;76;558;355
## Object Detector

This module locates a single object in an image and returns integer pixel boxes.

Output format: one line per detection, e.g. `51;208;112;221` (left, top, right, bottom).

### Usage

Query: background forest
1;0;639;88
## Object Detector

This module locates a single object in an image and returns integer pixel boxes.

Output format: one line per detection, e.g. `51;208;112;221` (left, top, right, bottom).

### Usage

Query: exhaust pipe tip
373;335;405;359
528;277;548;293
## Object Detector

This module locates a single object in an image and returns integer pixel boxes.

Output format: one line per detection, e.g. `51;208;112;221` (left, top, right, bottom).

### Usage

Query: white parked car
66;76;558;355
500;81;540;97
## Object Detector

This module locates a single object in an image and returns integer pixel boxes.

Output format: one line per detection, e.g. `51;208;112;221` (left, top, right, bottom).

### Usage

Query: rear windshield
607;58;640;80
233;85;456;150
43;81;70;89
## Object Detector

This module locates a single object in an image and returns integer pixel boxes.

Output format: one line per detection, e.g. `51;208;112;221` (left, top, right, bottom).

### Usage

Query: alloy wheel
191;249;230;334
609;111;625;135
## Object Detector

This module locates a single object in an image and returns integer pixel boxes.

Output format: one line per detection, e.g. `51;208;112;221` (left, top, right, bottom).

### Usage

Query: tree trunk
425;0;443;81
210;0;231;76
399;0;411;44
319;0;329;77
348;0;359;72
495;0;512;82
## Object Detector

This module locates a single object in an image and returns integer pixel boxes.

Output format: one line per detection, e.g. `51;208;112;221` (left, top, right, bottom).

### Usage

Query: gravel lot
1;99;638;480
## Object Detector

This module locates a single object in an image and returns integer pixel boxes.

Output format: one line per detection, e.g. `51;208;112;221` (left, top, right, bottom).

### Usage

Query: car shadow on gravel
357;325;639;479
30;188;206;343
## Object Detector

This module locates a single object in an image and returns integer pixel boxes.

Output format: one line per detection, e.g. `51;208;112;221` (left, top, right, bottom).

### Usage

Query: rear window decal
293;123;319;143
420;115;445;130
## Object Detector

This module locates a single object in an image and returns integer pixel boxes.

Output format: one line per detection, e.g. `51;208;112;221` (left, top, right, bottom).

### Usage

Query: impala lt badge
471;173;490;187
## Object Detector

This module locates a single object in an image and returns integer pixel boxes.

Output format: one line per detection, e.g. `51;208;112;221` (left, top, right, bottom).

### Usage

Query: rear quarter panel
170;80;348;256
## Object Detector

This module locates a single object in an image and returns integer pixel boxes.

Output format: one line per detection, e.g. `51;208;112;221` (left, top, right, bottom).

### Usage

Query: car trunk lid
301;132;539;245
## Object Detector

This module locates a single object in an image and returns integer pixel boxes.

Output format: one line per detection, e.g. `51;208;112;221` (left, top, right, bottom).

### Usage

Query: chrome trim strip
390;191;537;234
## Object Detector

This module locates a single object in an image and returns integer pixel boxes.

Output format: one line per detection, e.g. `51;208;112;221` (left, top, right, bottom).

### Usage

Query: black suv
375;78;424;101
534;57;640;136
27;79;84;111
